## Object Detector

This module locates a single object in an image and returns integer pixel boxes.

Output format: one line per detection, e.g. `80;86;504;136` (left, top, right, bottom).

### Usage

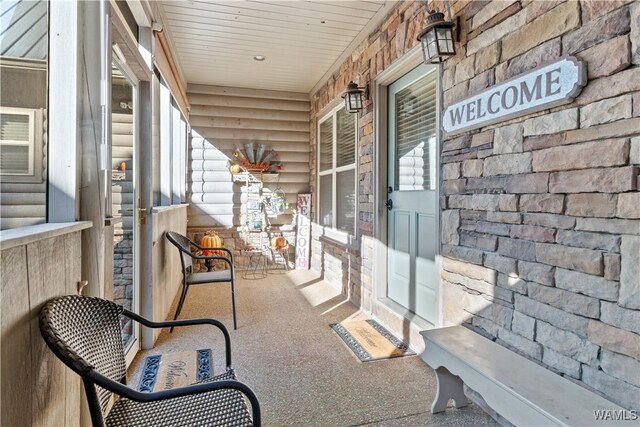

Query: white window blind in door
394;72;437;191
0;110;34;175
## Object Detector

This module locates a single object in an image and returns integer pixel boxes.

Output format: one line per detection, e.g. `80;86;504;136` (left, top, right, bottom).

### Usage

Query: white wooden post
48;1;80;222
138;27;156;350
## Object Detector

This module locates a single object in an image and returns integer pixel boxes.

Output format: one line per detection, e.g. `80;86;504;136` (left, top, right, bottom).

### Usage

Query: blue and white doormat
137;349;212;392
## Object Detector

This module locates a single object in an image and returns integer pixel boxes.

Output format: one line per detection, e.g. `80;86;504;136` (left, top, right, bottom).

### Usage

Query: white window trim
0;106;43;182
316;103;358;245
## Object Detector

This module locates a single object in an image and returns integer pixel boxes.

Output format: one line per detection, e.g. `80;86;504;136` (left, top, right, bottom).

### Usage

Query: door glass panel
395;72;437;191
336;169;355;233
111;63;136;350
387;63;439;325
319;174;333;227
319;117;333;171
336;108;355;167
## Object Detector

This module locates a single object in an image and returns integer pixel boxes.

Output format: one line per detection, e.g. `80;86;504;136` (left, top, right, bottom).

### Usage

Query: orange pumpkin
201;230;223;256
270;236;287;249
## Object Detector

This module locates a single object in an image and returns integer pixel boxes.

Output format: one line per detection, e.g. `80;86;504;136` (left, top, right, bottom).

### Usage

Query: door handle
385;199;393;210
125;207;147;214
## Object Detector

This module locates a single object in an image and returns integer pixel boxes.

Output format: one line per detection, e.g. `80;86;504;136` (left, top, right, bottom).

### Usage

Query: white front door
386;64;439;324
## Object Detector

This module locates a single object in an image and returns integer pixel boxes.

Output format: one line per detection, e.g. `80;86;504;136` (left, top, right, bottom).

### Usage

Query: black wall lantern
417;10;458;64
342;81;368;113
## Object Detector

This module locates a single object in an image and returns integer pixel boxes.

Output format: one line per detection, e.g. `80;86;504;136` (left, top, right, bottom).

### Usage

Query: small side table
240;249;268;279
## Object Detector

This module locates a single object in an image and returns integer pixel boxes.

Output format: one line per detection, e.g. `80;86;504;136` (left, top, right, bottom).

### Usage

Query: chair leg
170;283;189;333
230;278;237;330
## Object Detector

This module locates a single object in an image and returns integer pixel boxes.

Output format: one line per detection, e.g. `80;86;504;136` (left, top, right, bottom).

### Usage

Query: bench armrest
123;309;232;369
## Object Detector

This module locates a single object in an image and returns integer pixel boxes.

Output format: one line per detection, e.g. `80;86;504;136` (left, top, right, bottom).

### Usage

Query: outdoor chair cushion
107;369;252;427
188;270;233;285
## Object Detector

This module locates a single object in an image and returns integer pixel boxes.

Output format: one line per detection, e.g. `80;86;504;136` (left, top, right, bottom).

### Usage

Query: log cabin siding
0;134;47;230
111;112;134;229
187;85;311;228
0;67;48;230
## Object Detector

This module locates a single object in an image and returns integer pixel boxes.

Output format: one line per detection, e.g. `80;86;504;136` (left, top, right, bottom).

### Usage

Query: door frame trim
372;45;443;329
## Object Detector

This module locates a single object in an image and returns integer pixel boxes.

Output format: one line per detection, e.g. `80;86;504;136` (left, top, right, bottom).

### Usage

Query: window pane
336;169;355;234
319;174;333;227
0;113;29;141
0;145;29;174
336;107;355;167
395;71;437;191
319;117;333;171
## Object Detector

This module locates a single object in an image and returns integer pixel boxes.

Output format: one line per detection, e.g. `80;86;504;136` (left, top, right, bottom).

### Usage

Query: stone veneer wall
113;229;134;306
310;0;429;303
113;228;134;342
310;0;640;410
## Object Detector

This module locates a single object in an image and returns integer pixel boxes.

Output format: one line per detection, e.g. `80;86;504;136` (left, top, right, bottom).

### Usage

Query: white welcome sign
295;194;311;270
443;56;586;135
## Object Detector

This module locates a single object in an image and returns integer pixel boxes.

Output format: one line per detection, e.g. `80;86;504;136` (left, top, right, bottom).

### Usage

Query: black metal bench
40;295;260;427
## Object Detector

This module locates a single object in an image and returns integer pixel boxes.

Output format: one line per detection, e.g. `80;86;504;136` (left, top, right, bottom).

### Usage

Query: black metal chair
166;231;237;330
39;295;260;427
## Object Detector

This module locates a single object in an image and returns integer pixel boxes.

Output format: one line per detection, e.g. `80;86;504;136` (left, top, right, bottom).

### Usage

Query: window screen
0;111;33;175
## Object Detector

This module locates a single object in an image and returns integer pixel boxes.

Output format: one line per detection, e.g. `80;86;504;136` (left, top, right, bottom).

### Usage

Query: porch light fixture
417;9;458;64
253;55;266;61
341;81;368;113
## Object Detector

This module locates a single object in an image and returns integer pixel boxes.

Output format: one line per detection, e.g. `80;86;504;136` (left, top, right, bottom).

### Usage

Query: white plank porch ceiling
160;0;388;94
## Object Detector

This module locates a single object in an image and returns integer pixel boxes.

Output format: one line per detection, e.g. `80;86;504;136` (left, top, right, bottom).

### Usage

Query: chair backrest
40;295;127;425
166;231;194;272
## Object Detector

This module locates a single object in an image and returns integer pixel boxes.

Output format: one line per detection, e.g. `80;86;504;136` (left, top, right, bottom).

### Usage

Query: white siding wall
0;115;47;230
187;85;310;228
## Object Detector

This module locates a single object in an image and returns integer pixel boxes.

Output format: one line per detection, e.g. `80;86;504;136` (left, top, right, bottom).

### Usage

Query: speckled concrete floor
128;270;498;427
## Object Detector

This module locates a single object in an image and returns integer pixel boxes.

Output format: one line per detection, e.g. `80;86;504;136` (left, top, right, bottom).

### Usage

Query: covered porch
129;269;495;426
1;0;639;425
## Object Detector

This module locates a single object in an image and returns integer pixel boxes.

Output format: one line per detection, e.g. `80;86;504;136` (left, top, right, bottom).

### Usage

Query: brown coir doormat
330;319;415;362
137;349;212;392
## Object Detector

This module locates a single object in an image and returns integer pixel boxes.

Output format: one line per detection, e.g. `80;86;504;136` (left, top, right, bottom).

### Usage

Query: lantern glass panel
436;27;455;54
345;92;362;113
426;29;435;44
353;93;362;109
427;41;438;59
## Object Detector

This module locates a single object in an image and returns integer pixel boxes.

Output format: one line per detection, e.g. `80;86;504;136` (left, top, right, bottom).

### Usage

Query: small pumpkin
201;230;223;256
270;236;287;249
229;164;242;174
